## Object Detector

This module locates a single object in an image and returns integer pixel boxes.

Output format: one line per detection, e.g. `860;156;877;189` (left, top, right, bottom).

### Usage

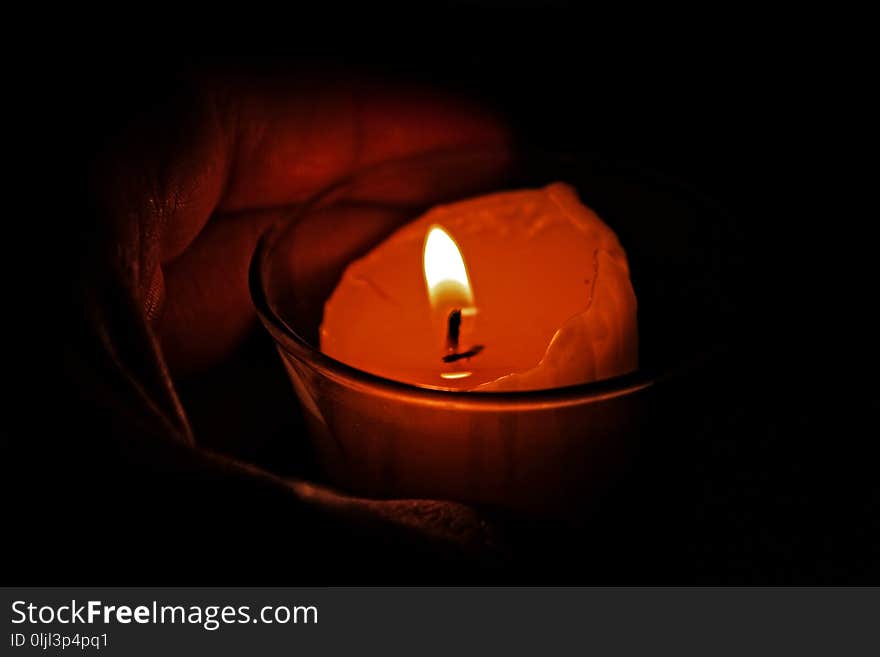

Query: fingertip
144;265;166;323
158;209;282;375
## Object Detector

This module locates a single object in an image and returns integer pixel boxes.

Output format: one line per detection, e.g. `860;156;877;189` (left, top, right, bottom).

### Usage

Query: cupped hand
97;72;508;373
83;70;510;576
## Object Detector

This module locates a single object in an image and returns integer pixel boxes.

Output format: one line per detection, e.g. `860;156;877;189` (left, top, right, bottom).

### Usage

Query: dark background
8;45;876;584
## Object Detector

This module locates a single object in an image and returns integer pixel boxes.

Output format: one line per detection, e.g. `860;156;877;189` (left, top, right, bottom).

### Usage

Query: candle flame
423;225;474;310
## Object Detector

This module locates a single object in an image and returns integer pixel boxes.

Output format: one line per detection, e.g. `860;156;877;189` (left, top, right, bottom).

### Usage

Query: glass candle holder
250;149;735;515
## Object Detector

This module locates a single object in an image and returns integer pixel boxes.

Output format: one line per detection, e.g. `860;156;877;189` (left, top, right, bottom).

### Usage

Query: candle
251;151;670;513
253;149;729;513
320;183;638;391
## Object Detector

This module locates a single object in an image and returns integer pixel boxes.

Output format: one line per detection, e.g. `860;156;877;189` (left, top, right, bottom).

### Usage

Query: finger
218;79;510;213
160;204;411;374
155;81;507;372
161;148;513;374
96;75;509;314
158;207;283;374
161;77;509;264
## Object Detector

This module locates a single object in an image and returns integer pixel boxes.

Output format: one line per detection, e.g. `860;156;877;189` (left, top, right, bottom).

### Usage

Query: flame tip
423;224;474;309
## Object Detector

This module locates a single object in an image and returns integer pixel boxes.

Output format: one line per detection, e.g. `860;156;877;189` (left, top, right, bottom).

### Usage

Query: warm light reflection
440;371;473;380
423;225;474;310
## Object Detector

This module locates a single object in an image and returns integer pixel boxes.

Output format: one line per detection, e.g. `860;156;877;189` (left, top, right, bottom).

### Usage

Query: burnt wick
442;345;484;363
443;308;483;363
446;308;462;351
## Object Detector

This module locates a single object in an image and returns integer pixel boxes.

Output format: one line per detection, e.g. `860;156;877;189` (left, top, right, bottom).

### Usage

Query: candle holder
250;149;736;515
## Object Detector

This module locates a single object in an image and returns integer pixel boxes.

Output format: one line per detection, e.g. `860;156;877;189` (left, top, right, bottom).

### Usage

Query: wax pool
320;183;638;391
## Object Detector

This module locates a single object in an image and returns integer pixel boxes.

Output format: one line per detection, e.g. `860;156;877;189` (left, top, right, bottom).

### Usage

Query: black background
7;40;877;584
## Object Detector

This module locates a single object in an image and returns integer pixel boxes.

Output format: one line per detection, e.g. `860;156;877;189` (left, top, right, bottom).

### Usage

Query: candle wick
446;308;462;351
442;345;484;363
444;308;483;362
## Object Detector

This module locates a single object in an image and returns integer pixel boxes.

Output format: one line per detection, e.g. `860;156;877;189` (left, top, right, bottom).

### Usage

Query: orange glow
440;371;473;380
321;184;638;390
423;225;474;312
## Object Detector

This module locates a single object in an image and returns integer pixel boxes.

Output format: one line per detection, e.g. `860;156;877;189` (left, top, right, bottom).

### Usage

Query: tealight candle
320;183;638;391
250;151;692;514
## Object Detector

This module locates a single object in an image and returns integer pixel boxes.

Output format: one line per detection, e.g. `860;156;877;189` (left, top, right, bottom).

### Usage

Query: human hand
79;68;510;578
96;71;507;372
